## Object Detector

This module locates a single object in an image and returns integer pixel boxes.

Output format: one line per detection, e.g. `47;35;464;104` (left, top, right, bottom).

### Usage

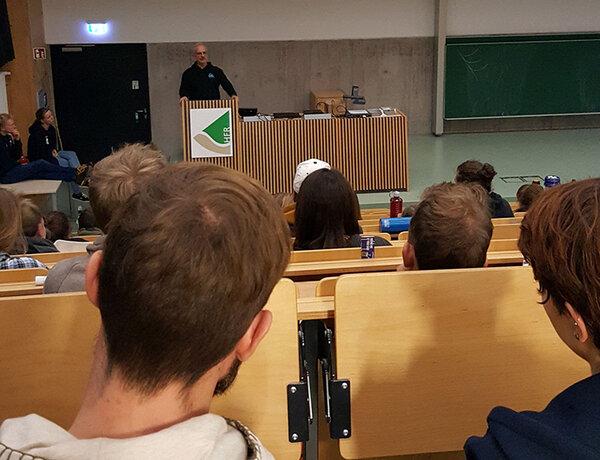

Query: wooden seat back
0;281;301;459
0;293;100;428
289;245;403;264
205;278;302;459
14;251;87;267
492;223;521;240
0;267;47;283
333;267;589;458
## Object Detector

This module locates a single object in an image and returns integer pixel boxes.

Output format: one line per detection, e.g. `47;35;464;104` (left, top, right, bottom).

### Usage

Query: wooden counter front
182;100;408;193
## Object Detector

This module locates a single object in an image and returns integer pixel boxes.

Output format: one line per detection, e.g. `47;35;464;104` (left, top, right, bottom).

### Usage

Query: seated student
0;163;290;458
20;199;58;254
402;182;492;270
465;178;600;459
294;168;390;250
76;208;102;236
0;113;90;186
45;210;85;242
455;160;514;218
44;143;167;293
27;108;88;200
293;158;331;199
0;189;46;269
515;182;544;212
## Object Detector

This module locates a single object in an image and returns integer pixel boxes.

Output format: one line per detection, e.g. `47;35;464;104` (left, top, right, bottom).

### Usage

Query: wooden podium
182;99;408;193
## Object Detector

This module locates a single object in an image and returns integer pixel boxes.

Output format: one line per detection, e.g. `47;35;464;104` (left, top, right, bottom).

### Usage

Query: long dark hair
294;169;361;250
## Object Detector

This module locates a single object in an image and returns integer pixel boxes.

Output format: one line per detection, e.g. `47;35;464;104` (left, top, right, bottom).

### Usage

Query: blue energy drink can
361;236;375;259
379;217;411;233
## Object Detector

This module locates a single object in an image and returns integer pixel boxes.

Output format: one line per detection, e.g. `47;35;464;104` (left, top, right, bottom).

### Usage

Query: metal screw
290;386;297;393
291;433;299;441
342;382;348;390
342;429;349;437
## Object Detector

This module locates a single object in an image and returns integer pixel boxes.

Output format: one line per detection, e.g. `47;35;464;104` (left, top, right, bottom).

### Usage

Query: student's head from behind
88;143;167;233
86;163;291;396
78;208;98;231
455;160;497;193
45;211;71;242
20;198;46;239
403;182;492;270
293;158;331;197
519;178;600;362
0;189;26;254
516;183;544;212
294;168;361;250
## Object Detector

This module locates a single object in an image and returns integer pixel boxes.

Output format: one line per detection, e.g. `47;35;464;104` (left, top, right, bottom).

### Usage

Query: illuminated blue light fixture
87;23;108;35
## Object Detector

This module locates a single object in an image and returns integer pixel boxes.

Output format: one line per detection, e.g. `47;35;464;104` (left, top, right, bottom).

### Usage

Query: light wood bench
0;279;301;460
492;223;521;240
0;268;47;297
332;267;589;458
13;251;87;268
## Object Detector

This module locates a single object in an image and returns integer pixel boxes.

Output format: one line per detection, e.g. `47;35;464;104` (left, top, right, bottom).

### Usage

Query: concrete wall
149;38;434;161
41;0;434;43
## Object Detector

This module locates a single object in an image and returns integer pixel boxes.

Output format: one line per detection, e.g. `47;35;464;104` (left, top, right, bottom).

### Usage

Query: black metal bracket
317;322;351;439
287;382;309;442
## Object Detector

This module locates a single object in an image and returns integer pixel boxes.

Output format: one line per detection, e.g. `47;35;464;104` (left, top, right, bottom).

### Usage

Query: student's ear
37;220;46;239
402;242;417;270
85;250;103;308
234;310;273;362
565;302;589;343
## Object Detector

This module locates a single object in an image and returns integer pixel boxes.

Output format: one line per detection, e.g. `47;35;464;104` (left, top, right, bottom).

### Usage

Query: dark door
50;44;151;164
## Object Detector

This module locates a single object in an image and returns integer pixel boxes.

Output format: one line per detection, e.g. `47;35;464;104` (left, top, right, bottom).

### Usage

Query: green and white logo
190;108;233;158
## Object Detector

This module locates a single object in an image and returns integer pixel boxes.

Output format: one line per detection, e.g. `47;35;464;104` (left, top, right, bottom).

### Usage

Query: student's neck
197;62;207;69
41;121;50;130
69;338;216;439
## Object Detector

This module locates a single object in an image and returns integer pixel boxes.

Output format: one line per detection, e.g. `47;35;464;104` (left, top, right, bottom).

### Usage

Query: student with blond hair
44;143;167;293
0;189;46;270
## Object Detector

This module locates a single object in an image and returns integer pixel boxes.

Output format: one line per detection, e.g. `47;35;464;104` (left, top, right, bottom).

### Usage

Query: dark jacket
489;192;514;218
25;236;58;254
0;133;22;176
465;373;600;459
179;62;237;101
27;121;58;164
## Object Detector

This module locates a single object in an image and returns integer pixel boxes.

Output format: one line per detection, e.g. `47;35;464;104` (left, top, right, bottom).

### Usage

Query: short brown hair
408;182;492;270
98;163;291;394
519;178;600;350
516;183;544;212
45;211;71;241
456;160;497;192
88;143;167;232
20;199;43;238
0;189;26;254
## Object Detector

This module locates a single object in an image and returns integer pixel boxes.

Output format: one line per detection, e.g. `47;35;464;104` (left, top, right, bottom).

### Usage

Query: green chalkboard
445;34;600;119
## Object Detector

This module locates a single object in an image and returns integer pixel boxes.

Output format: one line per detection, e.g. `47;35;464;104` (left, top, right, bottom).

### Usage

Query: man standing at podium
179;44;238;103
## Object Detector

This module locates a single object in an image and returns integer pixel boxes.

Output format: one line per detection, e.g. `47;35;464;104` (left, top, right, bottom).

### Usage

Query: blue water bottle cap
544;175;561;188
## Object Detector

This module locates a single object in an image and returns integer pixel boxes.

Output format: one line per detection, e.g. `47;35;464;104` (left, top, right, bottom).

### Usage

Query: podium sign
190;107;233;158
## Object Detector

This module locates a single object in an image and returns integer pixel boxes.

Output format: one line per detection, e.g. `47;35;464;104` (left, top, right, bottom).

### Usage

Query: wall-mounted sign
190;108;233;158
33;47;47;60
87;23;108;35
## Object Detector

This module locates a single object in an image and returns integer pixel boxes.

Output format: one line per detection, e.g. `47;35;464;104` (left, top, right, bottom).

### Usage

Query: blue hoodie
465;373;600;459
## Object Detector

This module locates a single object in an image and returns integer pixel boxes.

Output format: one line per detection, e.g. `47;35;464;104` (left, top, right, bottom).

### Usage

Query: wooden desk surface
0;282;43;297
297;296;334;320
285;256;403;279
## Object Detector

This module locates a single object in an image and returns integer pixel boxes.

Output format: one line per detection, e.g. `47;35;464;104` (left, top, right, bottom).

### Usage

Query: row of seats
0;267;587;459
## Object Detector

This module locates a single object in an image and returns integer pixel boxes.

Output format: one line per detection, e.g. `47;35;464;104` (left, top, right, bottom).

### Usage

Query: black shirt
0;133;22;176
179;62;237;101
